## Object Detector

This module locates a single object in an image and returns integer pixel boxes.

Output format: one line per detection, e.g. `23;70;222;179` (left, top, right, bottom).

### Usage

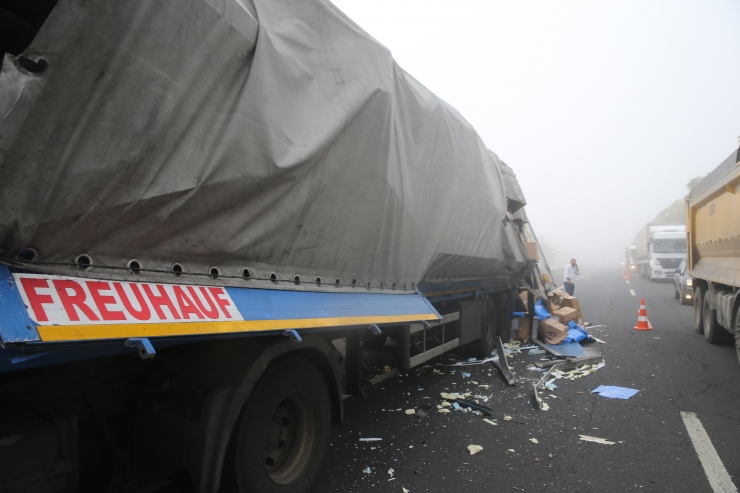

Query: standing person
563;258;579;296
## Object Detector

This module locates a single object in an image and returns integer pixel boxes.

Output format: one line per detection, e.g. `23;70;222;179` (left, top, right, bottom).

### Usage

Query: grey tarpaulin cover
0;0;530;292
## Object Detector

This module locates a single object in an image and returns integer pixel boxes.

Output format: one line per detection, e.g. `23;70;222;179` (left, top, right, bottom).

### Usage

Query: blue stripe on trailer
224;287;440;321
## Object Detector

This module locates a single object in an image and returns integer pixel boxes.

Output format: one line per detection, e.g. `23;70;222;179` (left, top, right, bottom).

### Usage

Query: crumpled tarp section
0;0;529;290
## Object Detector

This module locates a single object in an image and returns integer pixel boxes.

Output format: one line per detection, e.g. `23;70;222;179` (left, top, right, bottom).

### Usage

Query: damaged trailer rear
0;0;551;492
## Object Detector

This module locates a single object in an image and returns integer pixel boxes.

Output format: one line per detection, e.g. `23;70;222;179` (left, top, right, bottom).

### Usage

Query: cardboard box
554;292;583;321
560;296;580;311
552;306;578;324
519;290;529;308
515;316;531;341
524;242;539;261
539;318;569;344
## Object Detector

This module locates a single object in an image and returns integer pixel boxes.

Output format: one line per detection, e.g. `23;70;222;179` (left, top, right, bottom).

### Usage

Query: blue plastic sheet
511;311;526;319
591;386;639;400
545;342;588;357
534;299;551;320
563;321;589;343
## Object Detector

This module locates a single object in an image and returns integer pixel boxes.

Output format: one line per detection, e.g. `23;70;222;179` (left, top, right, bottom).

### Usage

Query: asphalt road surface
312;268;740;493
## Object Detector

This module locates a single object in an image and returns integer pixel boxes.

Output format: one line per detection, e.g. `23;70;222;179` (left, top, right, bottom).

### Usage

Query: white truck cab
646;231;687;281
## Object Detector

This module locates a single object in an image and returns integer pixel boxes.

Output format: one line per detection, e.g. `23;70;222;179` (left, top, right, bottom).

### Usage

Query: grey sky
330;0;740;270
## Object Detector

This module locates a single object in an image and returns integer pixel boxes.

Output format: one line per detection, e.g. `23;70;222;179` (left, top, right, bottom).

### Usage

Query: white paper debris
467;444;483;455
579;435;615;445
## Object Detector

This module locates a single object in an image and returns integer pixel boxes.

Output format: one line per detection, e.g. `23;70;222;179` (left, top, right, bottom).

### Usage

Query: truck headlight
686;279;692;287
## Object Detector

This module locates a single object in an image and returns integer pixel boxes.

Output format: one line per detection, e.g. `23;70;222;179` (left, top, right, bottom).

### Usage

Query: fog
331;0;740;273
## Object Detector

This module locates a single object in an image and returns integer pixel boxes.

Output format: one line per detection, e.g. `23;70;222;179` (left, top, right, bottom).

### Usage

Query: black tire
703;293;733;345
480;298;497;357
694;287;704;334
734;305;740;366
221;358;331;493
674;285;680;300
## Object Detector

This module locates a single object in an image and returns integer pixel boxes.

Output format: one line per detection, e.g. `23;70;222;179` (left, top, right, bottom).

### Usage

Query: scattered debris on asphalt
456;399;493;416
591;385;639;399
415;405;433;418
467;444;483;455
579;435;616;445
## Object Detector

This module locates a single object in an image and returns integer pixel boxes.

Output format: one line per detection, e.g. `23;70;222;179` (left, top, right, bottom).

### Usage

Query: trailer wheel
222;358;331;493
734;305;740;366
703;293;733;345
694;287;704;334
480;299;497;357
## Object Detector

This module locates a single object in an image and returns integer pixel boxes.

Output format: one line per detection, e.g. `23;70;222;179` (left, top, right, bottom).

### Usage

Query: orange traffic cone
634;298;652;330
625;271;631;281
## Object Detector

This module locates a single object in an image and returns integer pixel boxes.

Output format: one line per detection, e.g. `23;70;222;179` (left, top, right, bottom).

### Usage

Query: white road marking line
629;289;635;296
681;411;738;493
626;281;630;284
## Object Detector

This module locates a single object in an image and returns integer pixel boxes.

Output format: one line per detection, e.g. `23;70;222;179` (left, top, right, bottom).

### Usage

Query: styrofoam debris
467;444;483;455
579;435;615;445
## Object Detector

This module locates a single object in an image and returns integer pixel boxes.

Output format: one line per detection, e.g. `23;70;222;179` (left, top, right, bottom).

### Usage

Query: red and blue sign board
0;264;439;344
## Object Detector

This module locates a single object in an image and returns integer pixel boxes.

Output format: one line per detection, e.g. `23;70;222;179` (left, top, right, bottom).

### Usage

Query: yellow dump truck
688;147;740;363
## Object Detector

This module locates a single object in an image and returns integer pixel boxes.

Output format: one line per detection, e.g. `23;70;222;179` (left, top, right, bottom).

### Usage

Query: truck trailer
688;147;740;364
0;1;552;492
634;222;687;281
624;244;638;273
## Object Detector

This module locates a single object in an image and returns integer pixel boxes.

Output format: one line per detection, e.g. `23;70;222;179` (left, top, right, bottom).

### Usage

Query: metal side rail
408;312;460;368
0;264;441;372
